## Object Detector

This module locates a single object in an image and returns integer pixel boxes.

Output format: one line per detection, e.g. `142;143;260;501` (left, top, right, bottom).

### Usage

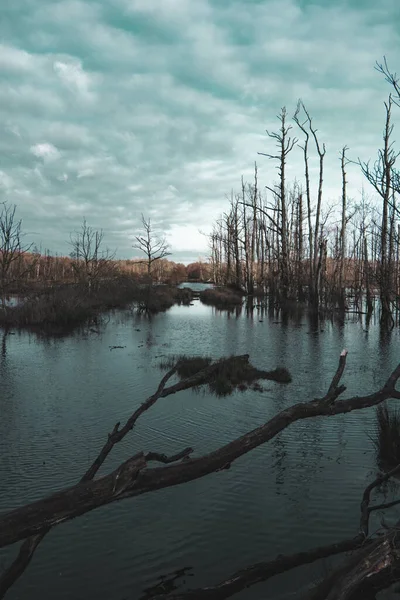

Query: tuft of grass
158;355;212;377
208;359;291;396
373;403;400;469
0;278;194;333
158;354;291;397
137;286;193;314
199;287;243;309
0;276;140;333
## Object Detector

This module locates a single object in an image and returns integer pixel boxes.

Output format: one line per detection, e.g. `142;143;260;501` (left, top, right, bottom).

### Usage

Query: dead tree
294;101;313;295
258;107;297;301
69;219;116;292
0;202;33;306
295;102;326;308
359;96;399;328
338;146;350;310
133;214;171;281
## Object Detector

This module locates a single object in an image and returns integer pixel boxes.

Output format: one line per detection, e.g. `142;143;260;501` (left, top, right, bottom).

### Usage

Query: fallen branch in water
2;352;400;599
0;354;284;597
141;465;400;600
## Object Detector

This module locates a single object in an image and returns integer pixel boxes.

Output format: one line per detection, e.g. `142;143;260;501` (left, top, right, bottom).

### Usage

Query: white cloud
167;224;209;254
30;142;60;162
53;59;95;100
0;44;36;72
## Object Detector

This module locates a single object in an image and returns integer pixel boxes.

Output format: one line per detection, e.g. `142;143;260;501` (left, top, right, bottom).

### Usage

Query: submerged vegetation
199;287;244;309
158;353;291;396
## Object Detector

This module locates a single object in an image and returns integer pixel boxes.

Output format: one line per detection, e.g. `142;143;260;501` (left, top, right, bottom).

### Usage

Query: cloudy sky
1;0;399;264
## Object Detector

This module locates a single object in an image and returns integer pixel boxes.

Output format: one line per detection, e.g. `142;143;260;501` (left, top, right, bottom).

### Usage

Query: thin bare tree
258;107;298;300
133;214;171;280
69;219;116;292
0;202;33;307
358;96;399;327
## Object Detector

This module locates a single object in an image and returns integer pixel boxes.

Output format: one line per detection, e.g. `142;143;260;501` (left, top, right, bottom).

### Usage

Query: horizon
1;0;400;264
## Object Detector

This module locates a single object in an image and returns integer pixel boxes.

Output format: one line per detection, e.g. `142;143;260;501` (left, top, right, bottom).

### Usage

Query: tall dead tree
293;101;313;300
293;101;327;309
359;96;399;328
338;146;350;310
259;107;297;301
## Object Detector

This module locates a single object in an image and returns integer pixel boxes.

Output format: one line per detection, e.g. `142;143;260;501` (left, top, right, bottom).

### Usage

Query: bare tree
133;214;171;280
294;100;313;289
69;219;116;292
259;107;298;300
337;146;350;310
294;101;327;308
0;202;33;307
359;96;399;327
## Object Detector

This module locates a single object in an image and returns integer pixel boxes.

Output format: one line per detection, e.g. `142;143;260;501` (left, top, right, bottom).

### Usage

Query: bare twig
360;462;400;537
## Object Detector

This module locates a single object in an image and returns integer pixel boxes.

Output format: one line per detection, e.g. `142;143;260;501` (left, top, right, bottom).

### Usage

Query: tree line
0;205;211;307
209;59;400;327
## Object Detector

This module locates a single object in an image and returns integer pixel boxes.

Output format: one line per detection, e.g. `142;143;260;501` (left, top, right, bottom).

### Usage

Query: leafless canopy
69;218;116;289
0;202;33;305
133;214;171;277
376;56;400;106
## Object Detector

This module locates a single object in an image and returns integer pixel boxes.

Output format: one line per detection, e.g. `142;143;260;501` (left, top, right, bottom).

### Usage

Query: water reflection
1;301;400;600
1;329;7;360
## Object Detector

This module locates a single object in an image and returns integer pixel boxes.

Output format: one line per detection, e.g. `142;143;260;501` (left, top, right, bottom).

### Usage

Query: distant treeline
1;250;212;289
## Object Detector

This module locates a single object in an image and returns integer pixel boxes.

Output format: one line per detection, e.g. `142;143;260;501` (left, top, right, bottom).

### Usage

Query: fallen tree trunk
0;354;277;597
2;351;400;599
142;464;400;600
2;352;400;549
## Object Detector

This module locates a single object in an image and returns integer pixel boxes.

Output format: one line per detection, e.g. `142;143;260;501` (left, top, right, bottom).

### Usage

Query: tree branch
2;355;400;552
138;457;400;600
0;356;252;596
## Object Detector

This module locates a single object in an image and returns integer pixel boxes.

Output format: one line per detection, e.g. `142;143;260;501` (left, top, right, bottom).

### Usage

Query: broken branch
1;355;400;550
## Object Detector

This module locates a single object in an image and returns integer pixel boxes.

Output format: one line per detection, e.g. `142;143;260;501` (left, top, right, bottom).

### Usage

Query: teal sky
1;0;399;263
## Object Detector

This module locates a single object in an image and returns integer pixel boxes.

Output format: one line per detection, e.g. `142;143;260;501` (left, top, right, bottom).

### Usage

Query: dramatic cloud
0;0;399;262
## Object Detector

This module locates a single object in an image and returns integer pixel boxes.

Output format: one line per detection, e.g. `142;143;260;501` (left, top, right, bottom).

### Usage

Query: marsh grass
137;286;193;314
199;287;243;309
0;278;194;333
158;354;291;397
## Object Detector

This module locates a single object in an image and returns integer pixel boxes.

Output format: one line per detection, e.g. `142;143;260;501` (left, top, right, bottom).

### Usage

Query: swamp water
1;297;400;599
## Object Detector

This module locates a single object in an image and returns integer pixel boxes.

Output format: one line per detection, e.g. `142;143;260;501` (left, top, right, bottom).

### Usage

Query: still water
1;297;400;599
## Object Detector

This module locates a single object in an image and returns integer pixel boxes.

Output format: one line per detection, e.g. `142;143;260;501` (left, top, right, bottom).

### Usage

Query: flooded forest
1;59;400;600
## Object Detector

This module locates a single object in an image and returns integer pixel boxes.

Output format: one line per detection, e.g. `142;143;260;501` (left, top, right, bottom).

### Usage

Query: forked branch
2;353;400;600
